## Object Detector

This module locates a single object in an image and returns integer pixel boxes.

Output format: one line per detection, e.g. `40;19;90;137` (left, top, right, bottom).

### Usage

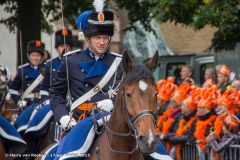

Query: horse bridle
121;87;158;137
93;85;158;159
0;89;19;123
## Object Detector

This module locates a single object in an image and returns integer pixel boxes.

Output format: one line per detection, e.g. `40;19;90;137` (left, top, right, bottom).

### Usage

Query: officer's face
89;34;110;55
57;44;72;56
29;52;42;65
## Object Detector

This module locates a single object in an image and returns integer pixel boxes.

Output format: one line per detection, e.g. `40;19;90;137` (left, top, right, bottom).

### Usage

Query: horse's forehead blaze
139;80;148;91
148;128;154;144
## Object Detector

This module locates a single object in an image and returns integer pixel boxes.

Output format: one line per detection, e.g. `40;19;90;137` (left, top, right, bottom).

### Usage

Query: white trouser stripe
40;90;49;96
9;89;20;95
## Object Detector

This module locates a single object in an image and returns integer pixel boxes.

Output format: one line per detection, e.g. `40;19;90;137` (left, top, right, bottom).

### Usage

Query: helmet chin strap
86;36;112;55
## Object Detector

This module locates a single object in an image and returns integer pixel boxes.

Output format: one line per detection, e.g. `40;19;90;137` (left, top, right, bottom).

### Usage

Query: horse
35;117;56;153
0;138;7;160
87;51;159;160
0;77;19;124
35;51;160;160
21;66;58;158
0;98;19;124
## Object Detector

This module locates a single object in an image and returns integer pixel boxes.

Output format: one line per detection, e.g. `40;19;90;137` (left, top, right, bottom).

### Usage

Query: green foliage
114;0;155;32
113;0;240;52
190;0;240;51
1;0;239;52
0;0;93;34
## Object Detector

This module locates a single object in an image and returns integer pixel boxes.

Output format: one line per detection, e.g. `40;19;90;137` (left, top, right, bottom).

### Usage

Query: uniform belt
77;103;96;122
24;92;41;99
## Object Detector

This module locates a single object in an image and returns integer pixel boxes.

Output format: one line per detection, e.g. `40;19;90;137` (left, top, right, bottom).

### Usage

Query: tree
114;0;240;52
0;0;93;65
2;0;238;65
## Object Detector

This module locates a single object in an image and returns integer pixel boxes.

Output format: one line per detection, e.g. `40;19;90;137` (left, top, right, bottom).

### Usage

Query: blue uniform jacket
49;48;123;122
9;63;45;106
40;56;62;102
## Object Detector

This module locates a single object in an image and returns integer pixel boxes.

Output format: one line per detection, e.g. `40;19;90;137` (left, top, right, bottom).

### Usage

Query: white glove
230;72;236;81
59;115;77;131
17;100;27;110
96;99;113;112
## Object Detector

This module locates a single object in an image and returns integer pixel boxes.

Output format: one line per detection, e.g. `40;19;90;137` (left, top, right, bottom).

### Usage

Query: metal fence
180;143;240;160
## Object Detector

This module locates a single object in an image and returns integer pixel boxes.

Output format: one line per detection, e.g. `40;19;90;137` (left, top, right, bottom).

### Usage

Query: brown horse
38;118;56;153
0;98;19;124
87;51;159;160
0;139;7;160
35;51;159;160
0;78;19;124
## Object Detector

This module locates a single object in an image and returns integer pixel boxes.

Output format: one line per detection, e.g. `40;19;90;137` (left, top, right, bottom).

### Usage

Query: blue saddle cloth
149;141;173;160
24;104;53;134
17;103;39;133
0;115;26;144
0;115;28;155
41;113;172;160
53;113;109;160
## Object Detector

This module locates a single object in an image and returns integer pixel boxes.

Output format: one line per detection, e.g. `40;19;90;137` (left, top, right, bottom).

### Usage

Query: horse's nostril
152;136;158;145
138;135;158;146
138;135;148;144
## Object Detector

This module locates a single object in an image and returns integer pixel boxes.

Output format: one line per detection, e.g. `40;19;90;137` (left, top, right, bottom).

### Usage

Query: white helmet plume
93;0;105;12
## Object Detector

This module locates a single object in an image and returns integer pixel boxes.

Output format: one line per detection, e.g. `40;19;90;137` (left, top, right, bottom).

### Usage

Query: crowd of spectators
157;64;240;160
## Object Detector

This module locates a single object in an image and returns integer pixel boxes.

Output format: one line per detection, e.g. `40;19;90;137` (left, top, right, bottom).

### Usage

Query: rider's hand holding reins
96;99;113;112
60;115;77;131
17;100;27;110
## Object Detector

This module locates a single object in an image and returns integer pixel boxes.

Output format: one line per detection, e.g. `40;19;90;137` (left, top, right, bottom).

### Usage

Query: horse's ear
146;50;159;72
122;51;132;74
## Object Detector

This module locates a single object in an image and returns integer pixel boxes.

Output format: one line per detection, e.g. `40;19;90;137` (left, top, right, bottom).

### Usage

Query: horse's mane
122;62;154;85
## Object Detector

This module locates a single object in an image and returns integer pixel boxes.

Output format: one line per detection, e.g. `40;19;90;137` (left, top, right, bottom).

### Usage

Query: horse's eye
126;92;132;98
154;92;158;98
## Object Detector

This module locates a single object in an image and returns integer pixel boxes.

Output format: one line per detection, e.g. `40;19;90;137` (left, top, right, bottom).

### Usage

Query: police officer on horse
9;40;45;133
22;30;74;154
49;9;123;132
47;1;124;158
40;29;74;104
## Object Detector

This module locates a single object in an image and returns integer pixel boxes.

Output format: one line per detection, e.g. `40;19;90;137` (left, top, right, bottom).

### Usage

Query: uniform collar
29;63;38;70
84;48;107;60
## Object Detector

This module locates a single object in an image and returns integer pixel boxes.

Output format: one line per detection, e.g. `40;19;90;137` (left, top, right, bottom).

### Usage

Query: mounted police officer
9;40;45;134
41;29;74;104
47;1;124;158
49;10;123;132
22;29;74;154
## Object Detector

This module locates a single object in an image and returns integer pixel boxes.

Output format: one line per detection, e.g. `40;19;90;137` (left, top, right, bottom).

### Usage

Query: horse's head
0;96;19;123
121;51;159;154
